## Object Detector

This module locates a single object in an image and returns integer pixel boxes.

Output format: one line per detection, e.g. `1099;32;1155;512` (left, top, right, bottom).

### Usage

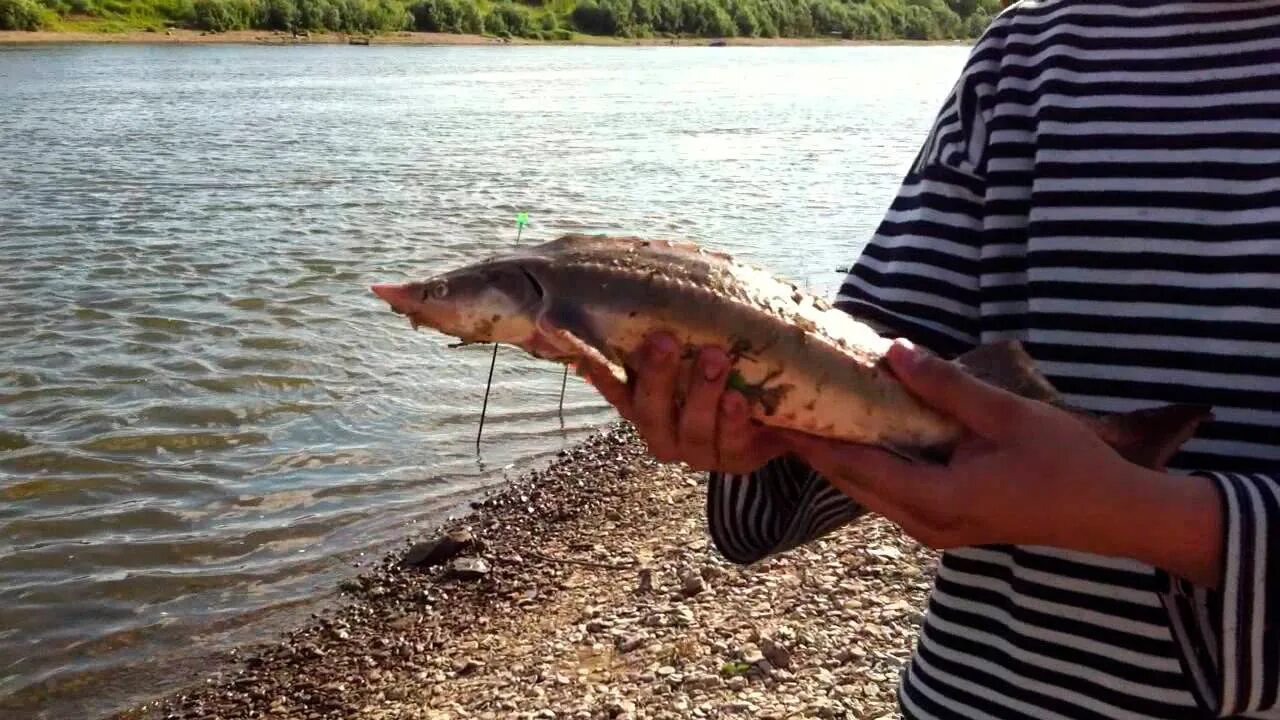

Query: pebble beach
117;422;936;720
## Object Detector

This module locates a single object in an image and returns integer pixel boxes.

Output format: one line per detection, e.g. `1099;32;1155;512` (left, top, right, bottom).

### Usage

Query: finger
885;339;1025;439
780;429;947;509
780;430;958;546
716;391;785;473
631;332;682;459
715;391;753;465
674;352;696;409
678;346;730;469
781;429;915;486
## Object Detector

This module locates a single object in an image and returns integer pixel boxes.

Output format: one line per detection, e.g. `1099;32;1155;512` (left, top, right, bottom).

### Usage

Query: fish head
370;260;546;345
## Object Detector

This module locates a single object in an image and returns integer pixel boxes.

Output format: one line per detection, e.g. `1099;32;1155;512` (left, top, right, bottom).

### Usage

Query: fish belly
584;308;962;451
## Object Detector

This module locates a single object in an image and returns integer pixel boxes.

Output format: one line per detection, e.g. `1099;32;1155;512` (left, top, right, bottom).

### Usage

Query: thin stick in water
476;343;499;451
558;365;568;420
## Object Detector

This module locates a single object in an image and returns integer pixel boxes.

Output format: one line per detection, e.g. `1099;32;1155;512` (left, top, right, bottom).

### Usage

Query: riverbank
0;28;965;46
116;422;935;720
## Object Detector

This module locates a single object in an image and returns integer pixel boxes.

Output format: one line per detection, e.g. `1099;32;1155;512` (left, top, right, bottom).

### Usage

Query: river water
0;41;969;719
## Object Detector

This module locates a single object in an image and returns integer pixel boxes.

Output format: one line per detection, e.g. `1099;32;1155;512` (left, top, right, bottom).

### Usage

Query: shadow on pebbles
123;422;937;720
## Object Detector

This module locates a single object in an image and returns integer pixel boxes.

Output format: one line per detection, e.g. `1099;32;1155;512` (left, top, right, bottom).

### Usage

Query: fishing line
476;211;528;450
475;213;570;448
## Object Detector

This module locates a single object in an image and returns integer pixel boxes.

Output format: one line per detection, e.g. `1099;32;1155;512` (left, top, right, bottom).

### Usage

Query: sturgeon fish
370;233;1211;469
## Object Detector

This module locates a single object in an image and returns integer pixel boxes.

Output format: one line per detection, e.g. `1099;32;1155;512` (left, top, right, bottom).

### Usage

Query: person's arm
1157;470;1280;717
779;336;1278;717
705;34;999;564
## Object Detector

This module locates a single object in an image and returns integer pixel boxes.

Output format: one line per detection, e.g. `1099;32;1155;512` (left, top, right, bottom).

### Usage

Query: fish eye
427;281;448;300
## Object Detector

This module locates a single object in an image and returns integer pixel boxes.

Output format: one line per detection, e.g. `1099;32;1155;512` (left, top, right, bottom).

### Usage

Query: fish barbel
371;234;1211;468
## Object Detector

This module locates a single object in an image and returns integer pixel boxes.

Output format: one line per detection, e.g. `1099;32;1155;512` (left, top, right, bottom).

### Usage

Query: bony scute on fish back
371;233;1213;470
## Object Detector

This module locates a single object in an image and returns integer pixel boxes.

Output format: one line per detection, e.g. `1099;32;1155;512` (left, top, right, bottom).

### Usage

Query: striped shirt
706;2;1280;718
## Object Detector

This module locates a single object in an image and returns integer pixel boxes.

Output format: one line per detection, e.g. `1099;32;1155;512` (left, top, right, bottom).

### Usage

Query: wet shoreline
115;422;935;720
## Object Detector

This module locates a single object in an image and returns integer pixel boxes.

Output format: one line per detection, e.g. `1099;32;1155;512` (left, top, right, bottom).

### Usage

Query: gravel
117;422;936;720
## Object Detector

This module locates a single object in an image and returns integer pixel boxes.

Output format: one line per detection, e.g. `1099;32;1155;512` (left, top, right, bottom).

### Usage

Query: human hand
576;331;786;473
779;339;1195;556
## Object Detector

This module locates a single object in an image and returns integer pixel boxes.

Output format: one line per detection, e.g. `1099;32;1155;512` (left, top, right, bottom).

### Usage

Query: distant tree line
2;0;1004;41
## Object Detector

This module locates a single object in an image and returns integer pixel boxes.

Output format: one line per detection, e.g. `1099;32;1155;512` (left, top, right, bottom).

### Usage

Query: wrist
1065;462;1224;588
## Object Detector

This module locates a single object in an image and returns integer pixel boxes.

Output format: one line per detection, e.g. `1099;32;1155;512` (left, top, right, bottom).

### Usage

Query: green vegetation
2;0;56;29
2;0;1003;41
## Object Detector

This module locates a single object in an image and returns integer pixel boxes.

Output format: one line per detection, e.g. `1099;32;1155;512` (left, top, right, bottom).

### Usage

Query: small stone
740;645;765;666
808;699;840;718
617;633;648;653
680;569;706;597
605;699;636;717
657;665;676;676
760;637;791;669
448;557;490;580
835;646;866;664
636;567;654;594
684;673;721;690
834;684;861;698
402;528;475;568
867;545;902;560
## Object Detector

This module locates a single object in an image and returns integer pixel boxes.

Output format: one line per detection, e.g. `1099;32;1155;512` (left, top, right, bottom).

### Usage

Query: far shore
0;28;970;47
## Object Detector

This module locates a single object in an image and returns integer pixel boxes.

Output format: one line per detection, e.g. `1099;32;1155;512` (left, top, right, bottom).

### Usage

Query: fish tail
1089;404;1214;470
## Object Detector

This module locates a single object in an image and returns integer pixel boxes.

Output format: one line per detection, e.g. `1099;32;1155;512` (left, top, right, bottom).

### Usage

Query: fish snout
370;283;417;315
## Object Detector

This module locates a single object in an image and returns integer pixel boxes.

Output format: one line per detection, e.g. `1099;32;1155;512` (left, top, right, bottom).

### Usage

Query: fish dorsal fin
953;340;1063;405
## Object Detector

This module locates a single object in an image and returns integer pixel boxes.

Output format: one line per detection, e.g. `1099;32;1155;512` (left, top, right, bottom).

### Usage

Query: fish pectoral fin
1087;403;1214;470
534;301;628;384
544;301;619;359
953;340;1063;405
534;325;627;386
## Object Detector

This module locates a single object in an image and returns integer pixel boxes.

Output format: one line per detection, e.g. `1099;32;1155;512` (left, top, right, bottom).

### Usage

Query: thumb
778;429;949;520
781;429;911;485
886;339;1024;439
